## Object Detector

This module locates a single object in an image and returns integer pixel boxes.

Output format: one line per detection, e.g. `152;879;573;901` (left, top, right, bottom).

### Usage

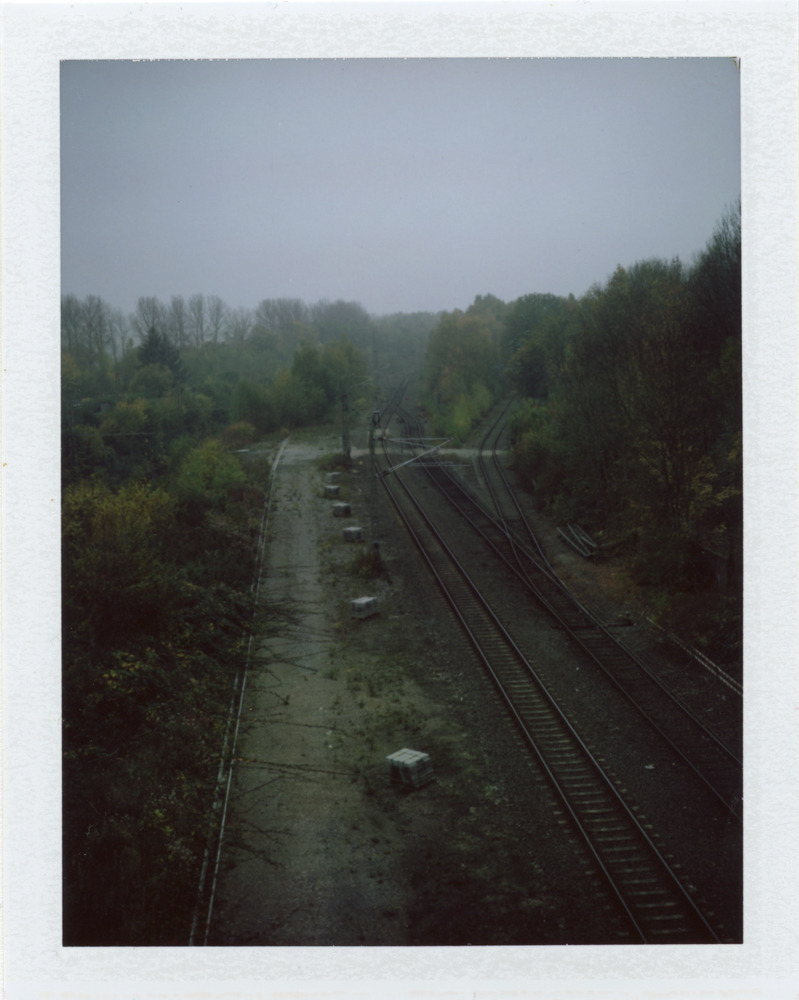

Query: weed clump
350;545;384;580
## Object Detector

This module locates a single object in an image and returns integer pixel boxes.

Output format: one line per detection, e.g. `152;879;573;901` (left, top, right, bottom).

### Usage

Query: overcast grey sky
61;57;740;318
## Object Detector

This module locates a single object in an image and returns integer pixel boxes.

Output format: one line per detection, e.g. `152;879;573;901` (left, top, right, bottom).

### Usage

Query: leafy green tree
424;298;505;438
176;438;246;506
467;293;509;324
62;452;263;944
372;311;439;372
265;369;302;428
63;479;179;645
137;327;187;386
550;260;706;529
127;363;174;399
290;342;328;420
321;336;367;395
99;399;150;458
687;204;742;591
64;424;107;478
310;299;374;348
231;377;274;432
219;421;257;450
688;200;741;360
504;293;573;398
509;210;741;603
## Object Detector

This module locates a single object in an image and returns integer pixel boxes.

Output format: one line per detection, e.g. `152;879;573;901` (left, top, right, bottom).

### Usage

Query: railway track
371;406;725;944
478;402;742;696
395;401;742;823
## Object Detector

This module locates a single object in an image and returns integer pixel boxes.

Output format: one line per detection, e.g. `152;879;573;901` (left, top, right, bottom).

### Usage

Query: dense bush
59;290;431;943
423;295;506;441
62;429;267;944
506;206;742;657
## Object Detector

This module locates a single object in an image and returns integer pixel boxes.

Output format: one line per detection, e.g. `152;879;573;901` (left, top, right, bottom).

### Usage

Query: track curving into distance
396;400;742;824
371;398;724;944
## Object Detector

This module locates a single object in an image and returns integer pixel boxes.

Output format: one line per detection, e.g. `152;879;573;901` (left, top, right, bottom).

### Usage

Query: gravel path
210;440;412;944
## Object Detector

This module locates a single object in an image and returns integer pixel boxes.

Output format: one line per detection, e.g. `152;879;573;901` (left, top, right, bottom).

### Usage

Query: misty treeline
63;295;437;485
423;205;741;661
61;294;437;944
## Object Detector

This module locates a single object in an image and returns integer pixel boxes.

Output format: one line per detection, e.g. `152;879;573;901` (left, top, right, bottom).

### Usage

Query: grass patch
316;451;354;472
349;545;384;580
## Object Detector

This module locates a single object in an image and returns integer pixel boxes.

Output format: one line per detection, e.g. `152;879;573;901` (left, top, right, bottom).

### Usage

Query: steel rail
478;405;744;764
443;452;742;818
399;403;742;820
477;397;552;570
482;402;741;699
477;403;743;734
374;431;721;944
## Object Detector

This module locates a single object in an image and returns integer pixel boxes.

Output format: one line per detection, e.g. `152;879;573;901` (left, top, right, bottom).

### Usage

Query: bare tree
107;309;130;400
254;298;278;332
61;294;83;354
132;296;166;341
188;293;207;347
255;297;309;333
207;295;228;344
167;295;189;348
227;306;253;346
83;295;113;368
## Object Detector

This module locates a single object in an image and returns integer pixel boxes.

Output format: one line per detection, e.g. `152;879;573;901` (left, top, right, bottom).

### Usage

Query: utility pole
341;390;350;461
369;414;380;558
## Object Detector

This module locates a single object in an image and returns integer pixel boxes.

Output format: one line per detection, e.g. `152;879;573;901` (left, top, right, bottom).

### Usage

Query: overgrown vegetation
419;207;741;663
349;545;386;580
61;293;432;943
62;294;436;469
62;447;270;944
422;294;508;441
505;205;742;662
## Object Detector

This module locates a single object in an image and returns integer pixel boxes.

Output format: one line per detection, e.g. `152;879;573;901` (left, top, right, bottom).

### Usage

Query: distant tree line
423;293;509;440
422;205;741;662
62;294;439;486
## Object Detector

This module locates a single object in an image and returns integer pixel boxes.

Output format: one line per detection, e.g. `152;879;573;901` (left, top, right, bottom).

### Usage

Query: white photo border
2;2;797;997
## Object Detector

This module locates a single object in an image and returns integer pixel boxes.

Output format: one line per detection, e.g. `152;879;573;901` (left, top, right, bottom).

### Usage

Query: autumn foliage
506;206;742;660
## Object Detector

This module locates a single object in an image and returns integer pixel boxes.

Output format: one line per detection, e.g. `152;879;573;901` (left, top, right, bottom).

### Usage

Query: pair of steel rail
373;396;736;943
433;406;743;820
